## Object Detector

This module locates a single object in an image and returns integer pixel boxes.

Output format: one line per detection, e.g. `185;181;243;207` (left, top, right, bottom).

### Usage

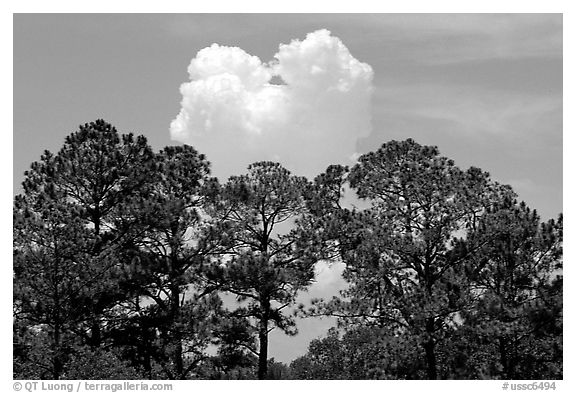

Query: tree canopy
14;122;562;380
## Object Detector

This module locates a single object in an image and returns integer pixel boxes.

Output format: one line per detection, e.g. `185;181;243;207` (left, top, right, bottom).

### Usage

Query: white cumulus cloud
170;29;374;178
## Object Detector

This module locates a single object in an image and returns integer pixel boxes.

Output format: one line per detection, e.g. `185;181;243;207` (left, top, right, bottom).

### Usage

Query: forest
13;119;562;380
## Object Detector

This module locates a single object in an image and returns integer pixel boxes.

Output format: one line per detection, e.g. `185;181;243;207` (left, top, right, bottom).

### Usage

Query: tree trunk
257;317;269;380
257;296;271;380
499;337;514;379
140;325;153;379
90;318;101;347
52;320;62;380
52;246;62;379
170;280;184;379
423;317;438;379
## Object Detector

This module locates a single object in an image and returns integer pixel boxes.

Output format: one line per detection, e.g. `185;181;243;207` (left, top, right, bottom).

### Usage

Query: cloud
170;29;373;178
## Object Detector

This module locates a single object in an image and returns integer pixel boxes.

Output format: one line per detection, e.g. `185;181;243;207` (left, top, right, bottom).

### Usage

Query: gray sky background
13;13;562;363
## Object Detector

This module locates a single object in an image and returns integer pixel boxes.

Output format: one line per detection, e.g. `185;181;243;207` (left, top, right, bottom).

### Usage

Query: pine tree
14;120;156;378
458;198;563;379
307;139;513;379
118;145;225;379
204;161;318;379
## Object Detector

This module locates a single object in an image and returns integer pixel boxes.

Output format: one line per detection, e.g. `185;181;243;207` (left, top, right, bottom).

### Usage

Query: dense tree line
13;120;562;379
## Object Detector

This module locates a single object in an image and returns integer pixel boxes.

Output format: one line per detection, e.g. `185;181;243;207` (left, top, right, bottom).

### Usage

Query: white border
4;2;572;391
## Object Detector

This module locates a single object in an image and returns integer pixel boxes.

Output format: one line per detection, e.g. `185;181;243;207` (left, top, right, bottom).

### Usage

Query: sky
13;13;563;363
